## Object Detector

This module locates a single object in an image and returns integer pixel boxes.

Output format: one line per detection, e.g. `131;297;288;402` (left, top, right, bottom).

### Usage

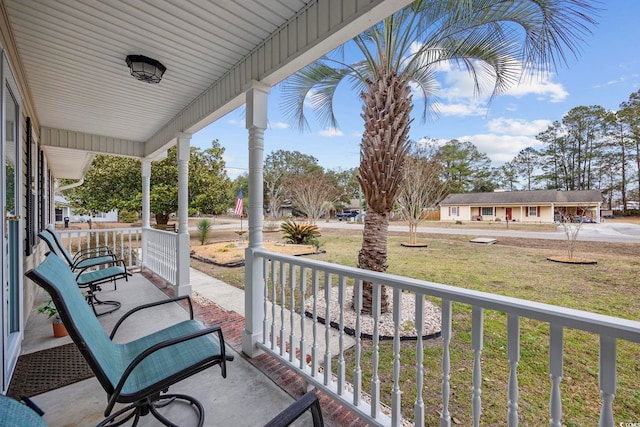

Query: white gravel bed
305;286;441;339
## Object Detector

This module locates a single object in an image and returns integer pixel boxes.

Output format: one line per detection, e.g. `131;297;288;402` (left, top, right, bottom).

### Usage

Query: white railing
251;248;640;427
55;227;142;270
144;227;178;285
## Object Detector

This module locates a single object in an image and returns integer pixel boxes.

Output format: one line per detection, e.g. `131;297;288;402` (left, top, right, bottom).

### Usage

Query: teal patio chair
39;231;126;316
26;253;232;426
43;225;118;271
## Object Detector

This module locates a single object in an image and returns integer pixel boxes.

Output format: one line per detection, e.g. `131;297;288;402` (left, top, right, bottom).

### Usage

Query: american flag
234;188;243;216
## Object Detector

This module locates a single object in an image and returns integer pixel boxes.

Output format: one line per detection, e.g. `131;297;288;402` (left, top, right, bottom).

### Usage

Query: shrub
264;221;279;232
280;220;320;244
119;210;138;223
196;218;211;245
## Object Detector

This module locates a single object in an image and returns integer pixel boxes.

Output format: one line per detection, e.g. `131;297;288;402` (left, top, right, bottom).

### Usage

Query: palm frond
280;62;350;131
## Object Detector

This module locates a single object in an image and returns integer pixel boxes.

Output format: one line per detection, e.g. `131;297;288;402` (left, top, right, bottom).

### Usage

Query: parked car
573;215;595;223
336;210;359;221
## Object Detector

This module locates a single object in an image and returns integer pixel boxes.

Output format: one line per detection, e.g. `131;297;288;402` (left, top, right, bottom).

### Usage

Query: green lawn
192;229;640;426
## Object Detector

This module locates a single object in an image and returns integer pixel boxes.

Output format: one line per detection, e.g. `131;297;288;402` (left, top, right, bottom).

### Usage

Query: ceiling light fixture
125;55;166;84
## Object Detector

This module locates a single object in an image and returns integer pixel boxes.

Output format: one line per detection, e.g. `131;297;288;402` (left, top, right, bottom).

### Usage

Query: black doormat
7;343;95;400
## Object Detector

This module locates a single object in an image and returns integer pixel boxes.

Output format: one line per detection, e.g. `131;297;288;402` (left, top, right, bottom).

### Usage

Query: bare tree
264;150;321;218
556;206;588;260
396;142;447;244
285;172;343;224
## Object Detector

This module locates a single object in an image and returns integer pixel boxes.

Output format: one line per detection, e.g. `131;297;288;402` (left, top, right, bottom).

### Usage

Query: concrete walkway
190;268;355;358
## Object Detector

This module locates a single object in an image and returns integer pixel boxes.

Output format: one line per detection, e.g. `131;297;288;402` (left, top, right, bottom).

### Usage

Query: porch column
175;133;192;296
242;80;270;357
141;159;151;269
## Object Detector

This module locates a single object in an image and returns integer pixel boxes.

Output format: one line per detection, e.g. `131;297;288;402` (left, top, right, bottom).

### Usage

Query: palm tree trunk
358;210;390;313
354;72;413;315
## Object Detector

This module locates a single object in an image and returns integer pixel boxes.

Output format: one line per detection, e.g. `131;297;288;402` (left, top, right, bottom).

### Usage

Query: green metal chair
26;252;233;427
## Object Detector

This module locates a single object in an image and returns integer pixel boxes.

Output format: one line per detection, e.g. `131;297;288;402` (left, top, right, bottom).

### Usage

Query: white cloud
503;70;568;102
433;101;488;117
318;127;344;137
457;133;541;164
269;121;290;129
487;118;551;136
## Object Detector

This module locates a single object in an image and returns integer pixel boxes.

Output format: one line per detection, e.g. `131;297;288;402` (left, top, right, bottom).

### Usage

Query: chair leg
149;394;204;427
96;393;204;427
85;287;121;317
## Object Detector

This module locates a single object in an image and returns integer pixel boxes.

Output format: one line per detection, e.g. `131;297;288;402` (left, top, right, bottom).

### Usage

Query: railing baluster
262;257;269;344
299;266;307;369
599;335;616;427
353;279;363;407
472;306;483;427
280;261;286;356
549;324;563;427
311;269;319;375
508;314;520;427
289;264;296;362
441;299;452;427
271;260;277;351
370;282;381;419
324;272;332;386
337;275;346;395
415;294;425;427
391;287;401;426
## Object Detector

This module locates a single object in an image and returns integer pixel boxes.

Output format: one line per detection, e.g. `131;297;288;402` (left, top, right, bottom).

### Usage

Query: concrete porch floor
22;268;364;426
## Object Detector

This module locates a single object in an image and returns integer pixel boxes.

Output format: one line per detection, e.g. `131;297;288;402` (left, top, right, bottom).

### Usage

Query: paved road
202;218;640;244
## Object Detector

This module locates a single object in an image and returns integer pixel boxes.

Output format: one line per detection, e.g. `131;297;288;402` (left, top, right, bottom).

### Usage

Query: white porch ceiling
2;0;411;179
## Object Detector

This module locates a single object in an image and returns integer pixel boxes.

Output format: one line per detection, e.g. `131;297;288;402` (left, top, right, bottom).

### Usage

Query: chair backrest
42;226;75;266
25;252;119;394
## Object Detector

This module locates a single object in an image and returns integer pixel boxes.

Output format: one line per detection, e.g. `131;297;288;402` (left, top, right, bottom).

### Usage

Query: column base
242;329;265;358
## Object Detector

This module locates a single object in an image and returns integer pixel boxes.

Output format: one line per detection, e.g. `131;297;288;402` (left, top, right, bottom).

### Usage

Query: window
450;206;458;216
25;117;39;256
528;206;538;217
481;207;494;216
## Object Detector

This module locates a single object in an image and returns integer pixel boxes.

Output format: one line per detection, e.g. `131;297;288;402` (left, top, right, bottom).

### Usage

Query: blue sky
191;2;640;179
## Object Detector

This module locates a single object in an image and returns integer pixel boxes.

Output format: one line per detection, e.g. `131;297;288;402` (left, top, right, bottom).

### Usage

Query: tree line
497;89;640;210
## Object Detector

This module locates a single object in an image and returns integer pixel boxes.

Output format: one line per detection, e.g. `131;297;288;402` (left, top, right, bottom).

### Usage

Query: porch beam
243;81;270;357
41;127;144;157
175;133;192;296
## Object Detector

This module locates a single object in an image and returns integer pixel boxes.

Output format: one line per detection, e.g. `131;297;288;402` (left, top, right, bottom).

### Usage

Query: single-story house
54;196;118;224
439;189;603;223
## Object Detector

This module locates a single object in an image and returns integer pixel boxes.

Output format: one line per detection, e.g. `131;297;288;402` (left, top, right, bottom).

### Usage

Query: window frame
481;207;494;216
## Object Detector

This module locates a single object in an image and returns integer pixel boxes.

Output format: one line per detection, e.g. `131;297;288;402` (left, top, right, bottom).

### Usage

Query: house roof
440;190;603;206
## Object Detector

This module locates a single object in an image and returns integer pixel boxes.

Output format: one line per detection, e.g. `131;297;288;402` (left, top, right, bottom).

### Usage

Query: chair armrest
75;258;128;280
263;391;324;427
110;295;194;339
73;246;115;261
106;326;228;416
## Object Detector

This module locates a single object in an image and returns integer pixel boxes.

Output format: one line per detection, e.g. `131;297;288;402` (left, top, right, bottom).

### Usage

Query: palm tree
281;0;596;314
